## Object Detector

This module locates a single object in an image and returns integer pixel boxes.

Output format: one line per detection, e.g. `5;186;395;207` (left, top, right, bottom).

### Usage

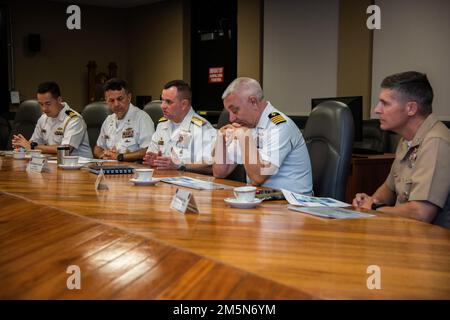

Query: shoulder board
65;110;78;118
268;112;286;125
158;116;168;123
191;116;206;126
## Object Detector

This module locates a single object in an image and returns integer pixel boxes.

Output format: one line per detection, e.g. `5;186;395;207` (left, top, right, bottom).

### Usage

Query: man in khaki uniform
353;71;450;228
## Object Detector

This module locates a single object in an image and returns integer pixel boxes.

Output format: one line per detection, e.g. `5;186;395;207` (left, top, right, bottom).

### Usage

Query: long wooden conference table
0;156;449;299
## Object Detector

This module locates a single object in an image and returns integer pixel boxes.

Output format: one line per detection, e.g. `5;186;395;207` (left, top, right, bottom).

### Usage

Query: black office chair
143;100;163;124
216;108;247;183
217;108;230;129
303;101;354;201
0;115;11;150
81;101;112;152
6;100;42;150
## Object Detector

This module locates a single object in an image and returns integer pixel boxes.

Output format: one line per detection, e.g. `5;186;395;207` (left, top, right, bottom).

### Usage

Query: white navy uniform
97;104;155;154
30;102;93;158
225;102;313;195
147;108;217;165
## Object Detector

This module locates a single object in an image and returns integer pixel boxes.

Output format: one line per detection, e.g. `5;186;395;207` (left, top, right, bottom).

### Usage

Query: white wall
263;0;339;115
372;0;450;120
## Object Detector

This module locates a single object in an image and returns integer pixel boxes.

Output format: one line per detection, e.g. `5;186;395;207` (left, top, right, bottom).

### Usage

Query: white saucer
58;164;84;170
224;197;263;209
130;178;160;186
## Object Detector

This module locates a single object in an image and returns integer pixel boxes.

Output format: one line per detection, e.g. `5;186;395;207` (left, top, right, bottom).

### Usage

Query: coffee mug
13;150;26;159
63;155;79;166
135;168;154;181
233;186;257;202
28;149;42;157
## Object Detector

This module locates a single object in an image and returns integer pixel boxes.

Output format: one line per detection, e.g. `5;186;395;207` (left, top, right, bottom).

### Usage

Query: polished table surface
0;156;449;299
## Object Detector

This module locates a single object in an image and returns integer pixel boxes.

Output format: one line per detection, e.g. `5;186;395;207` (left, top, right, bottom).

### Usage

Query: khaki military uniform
384;114;450;228
147;108;217;165
30;103;93;158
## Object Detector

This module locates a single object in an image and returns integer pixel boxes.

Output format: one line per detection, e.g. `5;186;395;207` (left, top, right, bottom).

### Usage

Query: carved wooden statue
87;61;118;103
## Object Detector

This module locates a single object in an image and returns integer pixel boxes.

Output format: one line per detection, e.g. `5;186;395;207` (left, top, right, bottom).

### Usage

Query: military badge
408;146;419;168
268;112;286;125
122;127;134;139
191;116;205;127
65;110;78;118
176;130;192;148
54;127;64;136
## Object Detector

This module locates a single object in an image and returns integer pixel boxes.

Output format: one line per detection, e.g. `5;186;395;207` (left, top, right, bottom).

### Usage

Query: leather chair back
303;101;354;201
143;100;163;125
0;116;11;150
81;101;112;152
217;108;230;129
7;100;42;150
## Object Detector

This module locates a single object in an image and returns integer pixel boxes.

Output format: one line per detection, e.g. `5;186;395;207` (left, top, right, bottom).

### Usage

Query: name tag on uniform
170;188;199;214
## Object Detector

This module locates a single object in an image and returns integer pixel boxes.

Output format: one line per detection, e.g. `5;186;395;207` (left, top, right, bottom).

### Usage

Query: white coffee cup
13;150;26;159
63;155;79;166
28;149;42;157
135;168;154;181
233;186;257;202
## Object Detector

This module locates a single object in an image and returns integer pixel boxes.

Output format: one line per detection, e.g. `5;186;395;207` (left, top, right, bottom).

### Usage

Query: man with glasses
94;78;155;162
143;80;216;174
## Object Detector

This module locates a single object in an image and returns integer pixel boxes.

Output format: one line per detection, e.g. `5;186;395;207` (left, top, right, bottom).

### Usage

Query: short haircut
37;81;61;98
222;77;264;101
163;80;192;101
103;78;129;94
381;71;433;116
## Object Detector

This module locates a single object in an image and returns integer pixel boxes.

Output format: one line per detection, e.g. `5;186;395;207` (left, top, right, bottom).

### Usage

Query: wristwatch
30;141;38;150
371;202;387;210
117;153;124;162
177;162;186;171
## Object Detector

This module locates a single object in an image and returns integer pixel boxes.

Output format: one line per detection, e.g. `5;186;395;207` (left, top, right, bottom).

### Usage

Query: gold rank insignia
122;127;134;139
159;117;168;123
65;110;78;118
54;127;64;135
408;146;419;168
268;112;286;125
191;116;205;126
158;137;164;145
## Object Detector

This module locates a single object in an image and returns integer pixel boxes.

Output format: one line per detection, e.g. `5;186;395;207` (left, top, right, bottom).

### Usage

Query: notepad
89;165;134;175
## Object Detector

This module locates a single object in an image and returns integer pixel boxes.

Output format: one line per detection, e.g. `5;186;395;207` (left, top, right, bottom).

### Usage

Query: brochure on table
281;189;350;207
288;205;375;219
161;176;233;190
